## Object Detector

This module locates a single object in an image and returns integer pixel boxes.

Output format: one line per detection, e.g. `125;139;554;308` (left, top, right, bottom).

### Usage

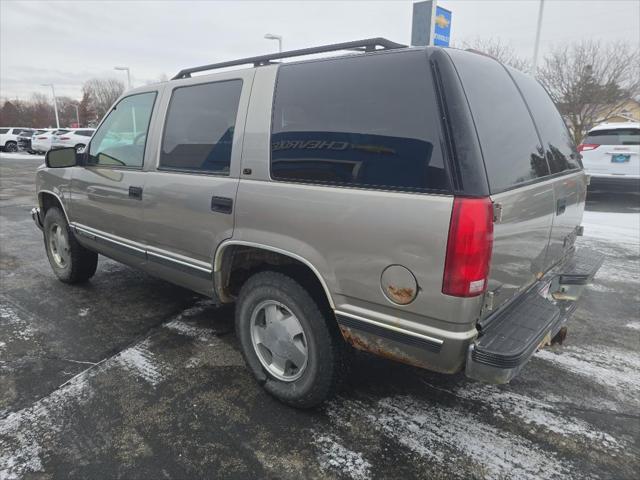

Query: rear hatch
445;50;585;314
580;127;640;177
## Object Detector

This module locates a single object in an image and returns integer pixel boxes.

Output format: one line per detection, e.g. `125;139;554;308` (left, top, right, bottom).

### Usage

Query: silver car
31;38;603;408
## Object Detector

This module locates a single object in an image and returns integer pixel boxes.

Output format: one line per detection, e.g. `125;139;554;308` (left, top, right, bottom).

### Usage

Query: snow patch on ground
446;383;623;451
164;299;219;341
369;396;571;480
625;321;640;331
313;433;371;480
0;152;45;161
78;308;90;317
582;211;640;247
0;372;94;480
0;303;35;341
114;338;165;386
537;345;640;406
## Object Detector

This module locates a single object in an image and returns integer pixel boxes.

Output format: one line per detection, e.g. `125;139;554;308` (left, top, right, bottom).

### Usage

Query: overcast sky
1;0;638;100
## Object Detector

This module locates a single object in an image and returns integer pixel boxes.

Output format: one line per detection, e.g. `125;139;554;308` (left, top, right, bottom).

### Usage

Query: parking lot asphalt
1;153;639;480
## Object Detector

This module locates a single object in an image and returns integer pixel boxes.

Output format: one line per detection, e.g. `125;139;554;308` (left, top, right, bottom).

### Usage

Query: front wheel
4;141;17;152
43;207;98;283
235;271;344;408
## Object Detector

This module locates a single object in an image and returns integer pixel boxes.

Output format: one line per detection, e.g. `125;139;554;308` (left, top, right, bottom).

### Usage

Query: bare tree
82;78;125;120
457;37;530;71
537;41;640;144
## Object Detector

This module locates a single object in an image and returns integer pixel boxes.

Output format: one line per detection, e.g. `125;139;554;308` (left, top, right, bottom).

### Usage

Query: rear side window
75;130;94;137
160;80;242;174
270;51;449;192
0;128;8;134
447;50;549;193
508;68;580;173
584;128;640;146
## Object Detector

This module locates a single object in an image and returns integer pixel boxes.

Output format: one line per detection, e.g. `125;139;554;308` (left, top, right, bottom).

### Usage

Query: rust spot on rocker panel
339;325;429;369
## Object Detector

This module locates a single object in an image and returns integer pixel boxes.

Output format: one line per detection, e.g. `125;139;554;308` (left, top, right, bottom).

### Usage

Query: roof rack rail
172;37;406;80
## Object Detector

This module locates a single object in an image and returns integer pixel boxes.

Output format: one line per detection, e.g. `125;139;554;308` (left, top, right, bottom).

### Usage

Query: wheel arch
214;241;335;310
38;190;70;223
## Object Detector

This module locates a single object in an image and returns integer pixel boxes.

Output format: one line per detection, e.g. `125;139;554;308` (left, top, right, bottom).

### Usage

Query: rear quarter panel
234;66;482;338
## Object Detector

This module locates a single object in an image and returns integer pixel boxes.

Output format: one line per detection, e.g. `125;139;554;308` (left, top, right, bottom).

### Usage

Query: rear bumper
465;247;604;384
31;207;44;231
588;174;640;191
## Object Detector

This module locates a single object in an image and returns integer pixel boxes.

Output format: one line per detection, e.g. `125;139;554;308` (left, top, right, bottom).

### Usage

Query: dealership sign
411;1;452;47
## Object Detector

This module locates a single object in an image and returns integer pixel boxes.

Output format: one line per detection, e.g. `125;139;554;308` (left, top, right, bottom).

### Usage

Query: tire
235;271;344;408
74;144;86;154
43;207;98;283
4;141;17;153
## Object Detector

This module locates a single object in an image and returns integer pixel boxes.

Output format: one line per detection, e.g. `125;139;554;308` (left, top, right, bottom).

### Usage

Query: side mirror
45;147;78;168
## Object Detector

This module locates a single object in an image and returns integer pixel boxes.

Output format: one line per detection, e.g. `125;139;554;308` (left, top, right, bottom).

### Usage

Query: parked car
32;129;69;154
579;122;640;191
31;39;603;408
17;129;39;153
0;127;31;152
50;129;95;153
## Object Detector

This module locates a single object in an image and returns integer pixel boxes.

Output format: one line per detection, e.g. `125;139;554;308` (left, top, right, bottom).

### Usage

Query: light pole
264;33;283;53
531;0;545;75
114;66;132;89
74;104;80;127
41;83;60;129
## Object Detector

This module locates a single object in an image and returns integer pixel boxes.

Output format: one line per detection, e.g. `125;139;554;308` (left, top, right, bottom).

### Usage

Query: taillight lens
60;137;70;140
577;143;599;152
442;197;494;297
37;136;47;140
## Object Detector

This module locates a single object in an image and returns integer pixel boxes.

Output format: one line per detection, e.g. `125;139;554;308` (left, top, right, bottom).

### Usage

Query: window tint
447;50;549;193
89;92;156;168
0;128;9;134
585;128;640;146
508;67;580;173
271;51;449;192
160;80;242;174
75;130;94;137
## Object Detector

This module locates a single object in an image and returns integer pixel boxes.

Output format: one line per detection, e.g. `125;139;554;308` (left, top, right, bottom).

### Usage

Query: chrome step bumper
466;247;603;384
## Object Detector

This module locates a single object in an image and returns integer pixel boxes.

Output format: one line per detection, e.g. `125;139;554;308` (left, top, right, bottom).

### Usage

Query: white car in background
51;128;95;153
31;129;69;154
0;127;31;152
579;122;640;191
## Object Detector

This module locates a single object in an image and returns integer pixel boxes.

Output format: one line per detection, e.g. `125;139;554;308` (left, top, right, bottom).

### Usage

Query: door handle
211;196;233;214
556;197;567;215
129;186;143;200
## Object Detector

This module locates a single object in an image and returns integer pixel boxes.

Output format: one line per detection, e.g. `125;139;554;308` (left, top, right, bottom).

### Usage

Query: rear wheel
74;144;86;154
4;141;17;152
43;207;98;283
235;271;344;408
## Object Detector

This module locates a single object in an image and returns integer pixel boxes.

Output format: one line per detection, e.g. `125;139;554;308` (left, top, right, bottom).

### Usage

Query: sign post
411;1;452;47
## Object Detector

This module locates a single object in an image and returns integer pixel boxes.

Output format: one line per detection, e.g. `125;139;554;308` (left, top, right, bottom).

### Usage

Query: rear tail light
442;197;494;297
60;137;70;140
577;143;599;152
37;136;47;140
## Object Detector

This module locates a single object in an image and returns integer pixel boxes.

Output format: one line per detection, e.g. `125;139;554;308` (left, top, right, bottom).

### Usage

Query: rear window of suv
270;50;450;193
584;128;640;146
507;67;581;174
447;50;549;193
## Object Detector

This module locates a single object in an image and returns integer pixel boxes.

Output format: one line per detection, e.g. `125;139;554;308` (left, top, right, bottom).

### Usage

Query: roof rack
172;37;406;80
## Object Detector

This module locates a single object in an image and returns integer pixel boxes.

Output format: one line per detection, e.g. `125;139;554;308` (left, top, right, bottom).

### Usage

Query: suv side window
447;50;549;193
76;130;93;137
0;128;9;134
270;51;450;193
88;92;156;168
508;67;581;173
160;80;243;175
